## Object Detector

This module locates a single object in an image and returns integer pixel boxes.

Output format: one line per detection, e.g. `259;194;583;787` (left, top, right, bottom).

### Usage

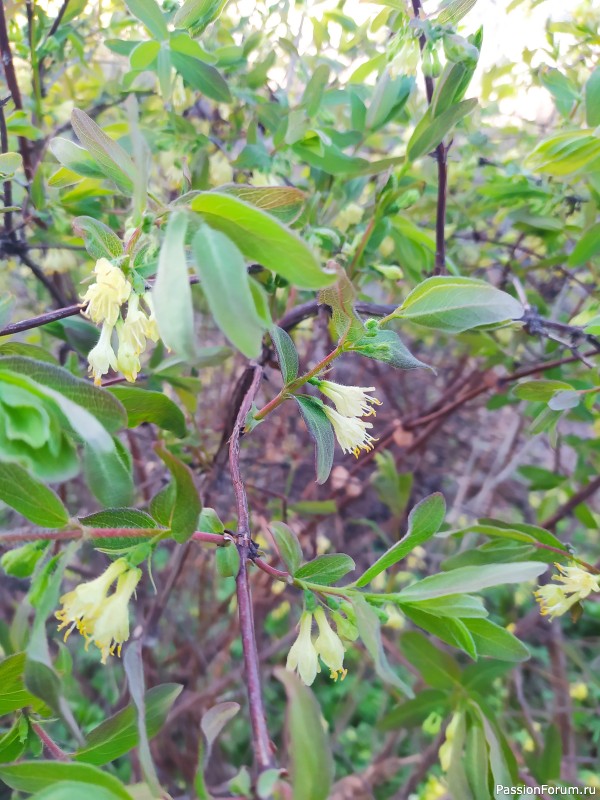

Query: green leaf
80;508;158;551
72;216;123;260
356;493;445;586
123;642;161;795
393;276;524;333
585;66;600;127
0;359;125;433
295;395;335;485
513;380;573;402
351;595;413;695
155;445;202;542
83;438;134;509
191;224;267;358
402;607;477;659
71;109;137;194
173;0;228;31
402;594;488;618
108;385;187;437
301;64;330;117
396;562;547;602
270;521;303;574
124;0;168;39
169;51;231;103
319;266;364;343
525;130;600;176
274;668;334;800
75;684;182;765
400;631;461;689
221;185;306;223
0;762;134;800
269;326;299;383
464;722;490;800
567;221;600;266
435;0;478;24
0;463;69;528
349;328;431;370
48;138;107;179
129;40;160;70
378;688;448;731
190;193;333;290
152;212;195;359
294;553;355;585
200;701;240;765
462;618;530;662
0;152;22;178
0;652;45;716
30;782;121;800
407;99;477;162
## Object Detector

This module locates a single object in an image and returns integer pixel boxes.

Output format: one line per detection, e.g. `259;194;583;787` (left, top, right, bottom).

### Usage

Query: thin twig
0;96;13;233
229;364;275;773
31;722;70;761
541;475;600;532
0;0;32;179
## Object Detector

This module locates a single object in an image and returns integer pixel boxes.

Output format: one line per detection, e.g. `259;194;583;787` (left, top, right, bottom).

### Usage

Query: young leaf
294;553;355;585
274;668;334;800
407;99;477;162
269;326;299;384
0;653;45;716
191;224;267;358
356;493;446;587
124;0;168;40
0;762;134;800
190;193;333;290
348;328;431;370
169;51;231;103
295;396;335;485
152;212;195;359
72;216;123;260
463;618;530;662
155;444;202;542
351;594;413;696
396;561;547;602
392;276;524;333
173;0;228;32
71;109;138;193
270;521;303;574
0;463;69;528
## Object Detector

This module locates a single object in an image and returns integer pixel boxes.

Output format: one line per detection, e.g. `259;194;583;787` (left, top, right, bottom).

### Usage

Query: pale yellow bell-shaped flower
554;563;600;599
314;607;347;681
87;322;118;385
90;567;142;663
534;583;578;620
142;292;160;342
120;293;150;352
116;333;142;383
318;380;382;418
286;611;320;686
323;406;378;458
81;258;132;326
56;558;129;640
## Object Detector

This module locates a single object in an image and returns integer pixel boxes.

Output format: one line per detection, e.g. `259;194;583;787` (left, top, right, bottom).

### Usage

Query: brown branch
229;364;275;774
0;0;32;179
0;95;13;233
541;474;600;532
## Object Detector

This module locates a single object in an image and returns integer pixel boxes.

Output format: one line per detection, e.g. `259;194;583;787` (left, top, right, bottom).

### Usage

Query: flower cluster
56;558;142;663
313;380;381;458
286;607;348;685
82;258;159;384
534;562;599;620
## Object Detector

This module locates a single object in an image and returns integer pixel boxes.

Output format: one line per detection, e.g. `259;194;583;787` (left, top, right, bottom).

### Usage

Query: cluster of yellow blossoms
534;562;599;620
286;607;349;685
56;558;141;663
314;379;381;458
82;258;159;385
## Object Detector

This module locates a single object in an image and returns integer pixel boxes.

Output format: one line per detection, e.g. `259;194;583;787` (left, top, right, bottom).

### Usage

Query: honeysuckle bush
0;0;599;799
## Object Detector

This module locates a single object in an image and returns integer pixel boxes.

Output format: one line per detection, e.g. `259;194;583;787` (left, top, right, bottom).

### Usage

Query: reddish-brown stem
253;343;343;421
254;558;289;580
229;365;274;773
31;722;70;761
0;302;83;337
348;217;375;278
0;528;225;545
541;474;600;533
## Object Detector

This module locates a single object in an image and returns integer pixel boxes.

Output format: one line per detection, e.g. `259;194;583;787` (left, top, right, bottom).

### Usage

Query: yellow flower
421;775;447;800
286;611;320;686
569;682;588;701
438;713;461;772
56;558;129;641
81;258;132;326
334;202;363;234
317;380;382;418
535;563;599;620
116;334;141;383
210;150;233;186
87;322;118;385
554;562;600;598
142;293;160;342
314;607;347;681
120;293;149;352
89;567;142;663
323;405;378;457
